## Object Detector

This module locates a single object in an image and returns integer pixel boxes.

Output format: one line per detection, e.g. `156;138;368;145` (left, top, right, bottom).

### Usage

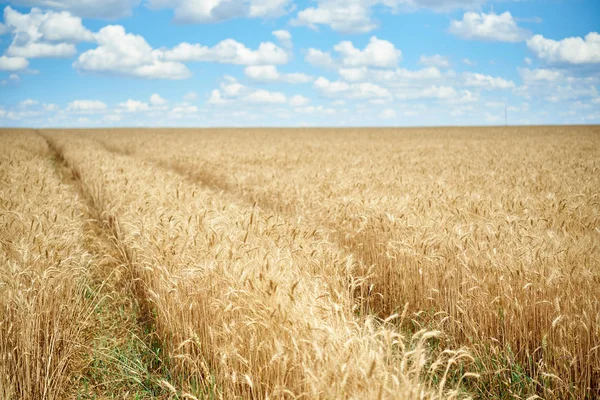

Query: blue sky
0;0;598;127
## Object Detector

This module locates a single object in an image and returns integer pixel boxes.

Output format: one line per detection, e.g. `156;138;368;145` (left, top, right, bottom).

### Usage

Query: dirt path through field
39;131;173;399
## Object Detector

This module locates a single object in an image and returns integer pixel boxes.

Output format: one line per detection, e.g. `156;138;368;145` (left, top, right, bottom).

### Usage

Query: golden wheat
42;131;469;399
0;130;95;400
86;126;600;399
3;126;598;399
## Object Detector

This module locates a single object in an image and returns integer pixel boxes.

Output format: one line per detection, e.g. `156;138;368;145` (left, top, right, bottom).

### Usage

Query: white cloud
335;37;401;68
314;76;392;99
163;39;289;65
249;0;292;18
379;108;396;119
1;73;20;85
73;25;191;80
372;67;443;81
37;12;94;42
306;37;401;71
147;0;292;24
244;89;287;104
171;102;198;114
183;92;198;101
330;65;465;102
44;103;59;111
419;54;450;68
524;57;532;65
244;65;312;83
388;0;487;12
150;93;168;106
291;0;487;33
445;89;479;104
208;89;227;105
3;6;93;59
338;66;443;83
291;1;376;34
515;67;599;103
19;99;38;107
119;99;150;112
67;100;108;112
8;0;140;19
338;67;369;82
272;29;292;48
463;72;515;89
207;76;309;107
395;85;457;100
0;55;29;71
518;67;563;83
289;95;311;106
305;48;335;68
462;58;476;66
8;42;75;58
527;32;600;65
449;12;529;42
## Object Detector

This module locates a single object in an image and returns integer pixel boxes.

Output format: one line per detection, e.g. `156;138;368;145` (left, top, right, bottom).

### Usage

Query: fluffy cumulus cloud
163;37;289;65
207;76;309;107
2;6;94;59
291;0;377;34
515;67;599;104
289;95;310;106
73;25;191;80
305;48;335;68
245;89;287;104
244;65;312;83
527;32;600;65
0;55;29;71
150;94;168;106
305;37;401;70
171;103;198;114
272;29;292;48
335;37;401;68
314;76;392;99
518;67;564;83
7;0;140;19
449;12;530;42
147;0;292;24
118;99;151;113
292;0;487;33
321;63;507;103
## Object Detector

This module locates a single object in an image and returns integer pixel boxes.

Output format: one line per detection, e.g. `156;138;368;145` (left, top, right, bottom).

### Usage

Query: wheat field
1;126;598;399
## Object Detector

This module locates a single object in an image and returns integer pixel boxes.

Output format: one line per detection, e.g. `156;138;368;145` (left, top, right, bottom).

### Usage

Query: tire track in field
92;136;386;316
37;131;173;399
